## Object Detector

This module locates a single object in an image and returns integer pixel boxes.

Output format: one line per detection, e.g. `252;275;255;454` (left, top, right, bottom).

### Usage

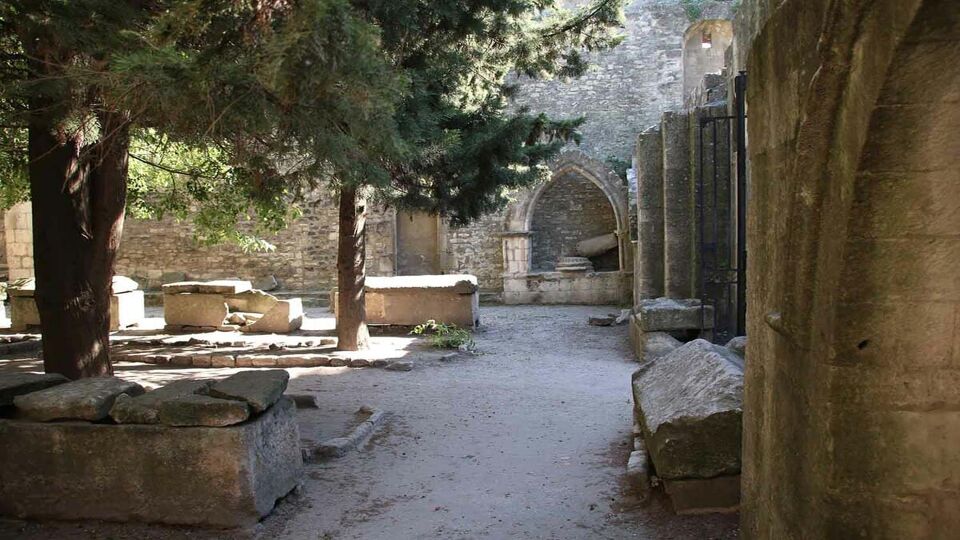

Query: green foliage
680;0;705;22
605;155;631;183
0;0;628;244
410;320;475;350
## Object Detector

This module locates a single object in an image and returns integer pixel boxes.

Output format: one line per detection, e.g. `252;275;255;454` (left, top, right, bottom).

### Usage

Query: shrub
410;320;475;351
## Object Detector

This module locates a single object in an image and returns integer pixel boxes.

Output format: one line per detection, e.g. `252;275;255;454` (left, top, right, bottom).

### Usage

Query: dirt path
0;306;738;539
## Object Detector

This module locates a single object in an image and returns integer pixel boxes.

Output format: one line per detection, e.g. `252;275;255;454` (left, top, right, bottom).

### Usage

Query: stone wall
741;0;960;537
4;203;32;281
530;172;619;271
116;191;396;292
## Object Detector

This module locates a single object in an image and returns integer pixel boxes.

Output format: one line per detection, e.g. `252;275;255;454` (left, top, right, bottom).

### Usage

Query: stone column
500;232;531;275
635;126;665;302
661;112;695;299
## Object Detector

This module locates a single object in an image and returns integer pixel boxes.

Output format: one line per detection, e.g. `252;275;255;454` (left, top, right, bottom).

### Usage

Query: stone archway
500;151;632;304
743;0;960;537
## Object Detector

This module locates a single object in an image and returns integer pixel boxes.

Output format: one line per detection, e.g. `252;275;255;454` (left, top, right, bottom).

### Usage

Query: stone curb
307;408;391;460
111;351;415;372
0;338;42;356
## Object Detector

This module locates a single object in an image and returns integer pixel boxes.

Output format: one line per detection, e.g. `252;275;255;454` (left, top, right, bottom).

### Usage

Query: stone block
626;448;652;498
158;395;250;427
0;373;68;407
243;299;304;334
336;274;480;328
111;276;140;294
162;280;252;295
14;377;145;422
635;297;714;332
163;293;228;328
225;290;278;314
0;397;302;527
210;370;289;413
631;328;683;363
253;275;279;291
576;232;619;258
210;354;237;368
110;379;212;424
663;475;740;515
110;290;145;330
632;339;743;480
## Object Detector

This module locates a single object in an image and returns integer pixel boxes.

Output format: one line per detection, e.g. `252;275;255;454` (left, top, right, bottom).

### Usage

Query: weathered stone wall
741;0;960;537
116;191;396;292
441;212;505;291
530;172;619;271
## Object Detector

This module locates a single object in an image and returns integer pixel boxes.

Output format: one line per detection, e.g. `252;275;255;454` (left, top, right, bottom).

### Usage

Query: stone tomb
0;371;302;528
628;297;714;362
631;339;744;514
8;276;145;332
163;280;304;333
332;274;480;328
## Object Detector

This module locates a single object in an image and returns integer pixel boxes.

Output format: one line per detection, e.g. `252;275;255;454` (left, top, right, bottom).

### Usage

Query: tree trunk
28;108;130;379
336;185;370;351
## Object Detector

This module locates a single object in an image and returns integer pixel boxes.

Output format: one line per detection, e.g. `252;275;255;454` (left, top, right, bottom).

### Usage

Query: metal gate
697;72;747;343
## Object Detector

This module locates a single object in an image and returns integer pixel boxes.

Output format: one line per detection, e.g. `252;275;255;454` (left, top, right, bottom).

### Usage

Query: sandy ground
0;305;739;539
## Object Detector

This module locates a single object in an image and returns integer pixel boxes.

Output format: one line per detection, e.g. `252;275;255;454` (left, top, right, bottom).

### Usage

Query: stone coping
8;276;140;297
364;274;478;291
112;349;414;371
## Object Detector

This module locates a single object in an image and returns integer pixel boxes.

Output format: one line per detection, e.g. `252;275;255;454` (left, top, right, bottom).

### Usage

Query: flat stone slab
163;293;228;328
162;280;252;295
0;397;302;528
242;299;304;334
14;377;145;422
0;373;68;407
158;394;250;427
632;339;743;480
365;274;478;294
110;379;212;424
209;370;289;413
663;475;741;514
635;297;714;331
9;276;140;297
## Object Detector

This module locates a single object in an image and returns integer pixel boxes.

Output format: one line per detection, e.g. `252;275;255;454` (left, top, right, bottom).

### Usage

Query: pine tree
333;0;625;349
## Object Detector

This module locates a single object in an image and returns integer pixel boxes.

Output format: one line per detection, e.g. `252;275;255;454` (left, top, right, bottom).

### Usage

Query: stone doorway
395;210;440;275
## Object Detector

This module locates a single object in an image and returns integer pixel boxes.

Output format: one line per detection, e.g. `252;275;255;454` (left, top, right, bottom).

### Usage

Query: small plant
410;319;475;351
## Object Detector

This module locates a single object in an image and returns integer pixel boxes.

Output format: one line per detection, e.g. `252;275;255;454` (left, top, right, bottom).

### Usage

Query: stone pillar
4;202;34;281
661;112;695;299
500;232;530;275
635;127;665;302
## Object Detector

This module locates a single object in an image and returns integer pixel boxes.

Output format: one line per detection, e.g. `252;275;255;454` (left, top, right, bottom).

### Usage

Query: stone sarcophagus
162;280;303;333
8;276;145;332
0;371;302;528
333;274;480;328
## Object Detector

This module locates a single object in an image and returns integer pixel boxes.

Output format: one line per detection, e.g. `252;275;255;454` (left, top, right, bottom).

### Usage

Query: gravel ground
0;305;739;539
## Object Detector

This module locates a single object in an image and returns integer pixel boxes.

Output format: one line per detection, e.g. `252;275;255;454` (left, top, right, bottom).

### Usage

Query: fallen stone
226;290;278;314
0;397;302;527
575;232;618;258
329;358;348;367
386;361;413;372
663;475;741;514
163;293;228;328
209;370;289;413
162;280;252;295
158;394;250;427
725;336;747;360
14;377;145;422
109;379;212;424
635;298;714;332
632;339;743;480
588;315;617;326
227;312;247;325
0;373;69;407
349;359;370;368
615;308;632;325
242;299;303;334
253;275;279;291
